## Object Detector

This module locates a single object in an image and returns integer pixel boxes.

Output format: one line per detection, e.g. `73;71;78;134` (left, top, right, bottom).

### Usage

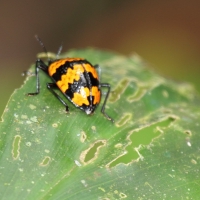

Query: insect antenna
56;43;63;59
35;35;51;64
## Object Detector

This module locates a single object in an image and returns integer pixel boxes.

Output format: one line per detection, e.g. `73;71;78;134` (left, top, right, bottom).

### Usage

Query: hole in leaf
84;141;105;163
39;156;51;166
109;117;175;167
80;140;106;164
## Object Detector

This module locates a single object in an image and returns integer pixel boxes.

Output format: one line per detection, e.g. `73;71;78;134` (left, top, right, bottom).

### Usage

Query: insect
27;35;113;122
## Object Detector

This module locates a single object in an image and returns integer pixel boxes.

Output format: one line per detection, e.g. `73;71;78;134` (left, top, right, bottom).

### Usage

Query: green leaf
0;49;200;199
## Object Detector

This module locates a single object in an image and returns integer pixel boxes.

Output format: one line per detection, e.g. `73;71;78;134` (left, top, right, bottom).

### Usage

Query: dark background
1;0;200;116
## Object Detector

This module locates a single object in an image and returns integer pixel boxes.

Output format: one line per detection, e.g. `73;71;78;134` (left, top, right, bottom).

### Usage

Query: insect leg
100;83;114;122
47;83;69;112
27;59;48;96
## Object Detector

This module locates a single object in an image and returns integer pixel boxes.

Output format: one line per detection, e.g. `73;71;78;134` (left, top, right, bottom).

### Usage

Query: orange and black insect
27;36;113;122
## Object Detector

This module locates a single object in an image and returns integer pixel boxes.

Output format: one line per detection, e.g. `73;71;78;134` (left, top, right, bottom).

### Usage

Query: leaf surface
0;49;200;199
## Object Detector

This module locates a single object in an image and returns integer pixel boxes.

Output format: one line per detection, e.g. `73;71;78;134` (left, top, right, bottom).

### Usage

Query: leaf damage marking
186;137;192;147
12;135;21;160
21;115;28;119
116;113;132;127
26;142;32;147
52;123;58;128
30;116;38;123
184;128;192;148
74;160;82;167
37;52;57;60
184;130;192;136
80;140;106;164
108;117;175;167
91;125;96;132
80;131;87;143
127;85;147;102
109;78;130;103
80;180;88;187
98;187;106;192
113;190;127;199
145;182;153;189
115;143;123;148
162;90;169;98
176;82;196;100
39;156;51;167
29;104;36;110
127;78;163;103
119;192;127;199
191;159;197;165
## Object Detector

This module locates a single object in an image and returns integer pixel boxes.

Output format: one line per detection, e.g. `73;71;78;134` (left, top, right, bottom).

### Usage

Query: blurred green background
1;0;200;116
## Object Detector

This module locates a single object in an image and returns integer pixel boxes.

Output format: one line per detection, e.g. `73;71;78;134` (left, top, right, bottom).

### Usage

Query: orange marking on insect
83;63;98;79
65;58;83;62
56;64;85;93
92;86;101;104
65;68;78;83
57;81;68;93
48;59;67;76
48;58;84;76
72;87;90;106
73;64;84;75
